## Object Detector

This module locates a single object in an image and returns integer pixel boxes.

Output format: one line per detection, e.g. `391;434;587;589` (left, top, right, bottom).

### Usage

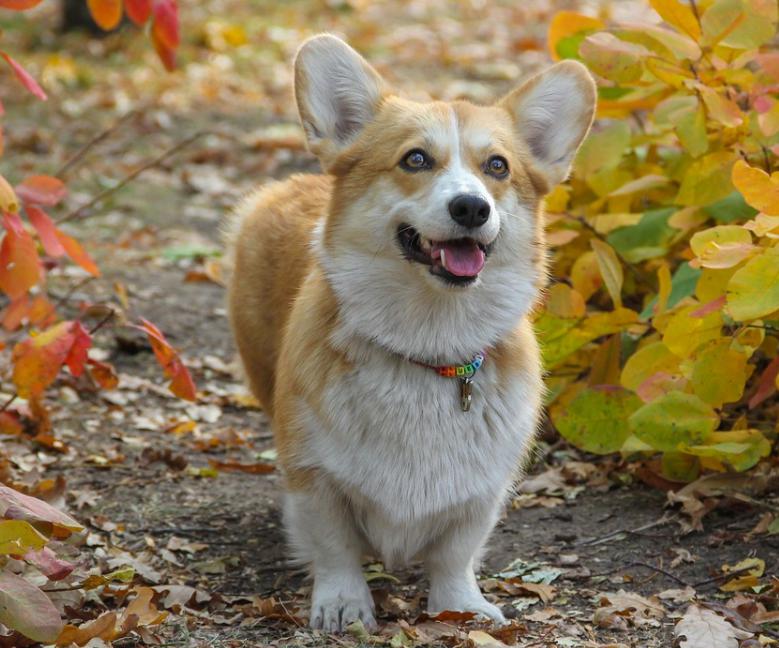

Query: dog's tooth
440;249;447;268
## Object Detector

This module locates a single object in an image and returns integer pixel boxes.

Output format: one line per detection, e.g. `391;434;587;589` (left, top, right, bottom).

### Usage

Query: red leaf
133;318;197;400
64;322;91;377
152;0;179;48
125;0;151;25
26;206;65;257
88;358;119;389
0;52;46;100
86;0;123;30
12;322;75;398
690;295;727;318
0;411;23;436
0;571;63;643
0;484;82;536
0;0;45;9
24;547;74;581
16;176;67;207
151;27;177;71
749;356;779;410
0;212;41;298
54;230;100;277
2;294;29;331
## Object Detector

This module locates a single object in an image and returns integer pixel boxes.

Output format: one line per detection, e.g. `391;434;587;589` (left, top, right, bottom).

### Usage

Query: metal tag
460;377;473;412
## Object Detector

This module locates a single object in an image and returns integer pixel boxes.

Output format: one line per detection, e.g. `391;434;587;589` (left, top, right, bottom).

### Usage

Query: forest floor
2;1;779;646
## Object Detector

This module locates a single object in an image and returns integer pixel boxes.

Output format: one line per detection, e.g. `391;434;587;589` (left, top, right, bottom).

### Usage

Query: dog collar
412;351;486;412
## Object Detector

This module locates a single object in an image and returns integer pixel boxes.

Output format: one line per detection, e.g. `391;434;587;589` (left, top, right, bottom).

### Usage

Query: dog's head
295;34;596;362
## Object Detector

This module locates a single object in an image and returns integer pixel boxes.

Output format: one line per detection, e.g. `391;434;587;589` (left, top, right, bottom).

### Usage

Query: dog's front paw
428;595;507;626
310;593;376;633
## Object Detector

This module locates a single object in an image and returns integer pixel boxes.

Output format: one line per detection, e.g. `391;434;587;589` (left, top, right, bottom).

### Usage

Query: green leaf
0;571;63;643
640;262;701;320
662;452;700;482
554;387;642;454
629;392;719;452
608;207;676;263
726;247;779;321
703;191;758;224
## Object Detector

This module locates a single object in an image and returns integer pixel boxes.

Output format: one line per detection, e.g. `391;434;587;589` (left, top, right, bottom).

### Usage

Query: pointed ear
499;60;596;187
294;34;387;166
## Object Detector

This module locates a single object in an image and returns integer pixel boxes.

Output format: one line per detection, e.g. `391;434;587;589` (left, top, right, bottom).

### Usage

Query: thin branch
589;561;692;588
56;109;142;179
0;393;17;413
57;130;208;225
51;276;95;311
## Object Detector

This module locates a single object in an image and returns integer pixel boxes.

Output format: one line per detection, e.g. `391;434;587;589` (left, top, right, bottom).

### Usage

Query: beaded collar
412;351;486;412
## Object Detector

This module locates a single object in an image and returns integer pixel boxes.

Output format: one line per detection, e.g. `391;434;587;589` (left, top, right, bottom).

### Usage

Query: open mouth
396;224;492;286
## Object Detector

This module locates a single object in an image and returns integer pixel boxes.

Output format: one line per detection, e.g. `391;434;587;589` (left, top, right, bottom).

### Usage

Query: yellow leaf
645;56;695;87
691;338;749;406
662;305;722;357
744;214;779;238
697;85;744;127
696;267;737;303
656;263;672;315
0;174;19;213
0;519;48;554
547;11;604;60
621;342;680;391
591;239;624;308
732;159;779;215
690;225;756;269
546;283;586;319
579;32;648;84
544;184;570;213
702;0;778;50
757;98;779;137
726;247;779;320
676;151;737;207
571;251;602;301
650;0;702;40
609;174;670;197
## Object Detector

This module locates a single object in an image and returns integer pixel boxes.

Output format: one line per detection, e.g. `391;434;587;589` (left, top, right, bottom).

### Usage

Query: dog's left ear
294;34;388;167
499;61;596;187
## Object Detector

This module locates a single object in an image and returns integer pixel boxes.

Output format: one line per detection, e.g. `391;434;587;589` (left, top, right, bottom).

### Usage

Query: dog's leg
284;488;376;632
424;502;506;624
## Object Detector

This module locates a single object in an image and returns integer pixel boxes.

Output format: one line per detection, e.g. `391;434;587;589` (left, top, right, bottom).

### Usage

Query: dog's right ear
294;34;387;167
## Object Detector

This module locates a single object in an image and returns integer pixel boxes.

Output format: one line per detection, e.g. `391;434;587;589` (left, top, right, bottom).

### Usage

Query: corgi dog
226;34;595;632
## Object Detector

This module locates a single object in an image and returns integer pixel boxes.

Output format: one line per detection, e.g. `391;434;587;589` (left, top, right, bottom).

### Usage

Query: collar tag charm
460;377;473;412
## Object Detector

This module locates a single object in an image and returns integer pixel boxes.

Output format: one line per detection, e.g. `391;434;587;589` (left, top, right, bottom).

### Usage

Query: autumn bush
0;0;188;642
543;0;779;481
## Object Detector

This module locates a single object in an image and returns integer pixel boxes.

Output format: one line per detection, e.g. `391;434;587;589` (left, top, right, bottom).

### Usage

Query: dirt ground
52;258;777;647
2;1;779;646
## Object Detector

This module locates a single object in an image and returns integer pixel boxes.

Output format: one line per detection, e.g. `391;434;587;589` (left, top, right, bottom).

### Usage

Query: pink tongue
434;240;485;277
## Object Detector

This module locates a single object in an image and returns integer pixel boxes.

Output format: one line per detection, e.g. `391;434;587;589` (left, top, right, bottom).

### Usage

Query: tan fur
227;174;332;416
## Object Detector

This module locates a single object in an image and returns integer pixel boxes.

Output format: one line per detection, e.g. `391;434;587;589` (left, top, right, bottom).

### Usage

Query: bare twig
574;514;675;547
0;393;17;413
51;276;96;311
57;130;208;224
56;108;142;179
589;561;693;588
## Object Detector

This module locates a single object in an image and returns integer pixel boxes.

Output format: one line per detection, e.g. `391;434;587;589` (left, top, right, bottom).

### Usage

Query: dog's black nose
448;194;490;229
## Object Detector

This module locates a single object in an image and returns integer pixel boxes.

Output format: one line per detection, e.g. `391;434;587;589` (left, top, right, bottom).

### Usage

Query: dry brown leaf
674;605;753;648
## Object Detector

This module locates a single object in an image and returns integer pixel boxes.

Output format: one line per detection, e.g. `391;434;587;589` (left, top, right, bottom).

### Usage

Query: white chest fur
295;341;540;562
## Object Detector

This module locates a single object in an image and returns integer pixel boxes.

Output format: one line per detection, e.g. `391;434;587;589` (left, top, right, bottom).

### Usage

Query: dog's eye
485;155;509;178
400;149;433;172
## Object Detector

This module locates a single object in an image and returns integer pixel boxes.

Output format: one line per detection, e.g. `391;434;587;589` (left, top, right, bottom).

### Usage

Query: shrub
543;0;778;481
